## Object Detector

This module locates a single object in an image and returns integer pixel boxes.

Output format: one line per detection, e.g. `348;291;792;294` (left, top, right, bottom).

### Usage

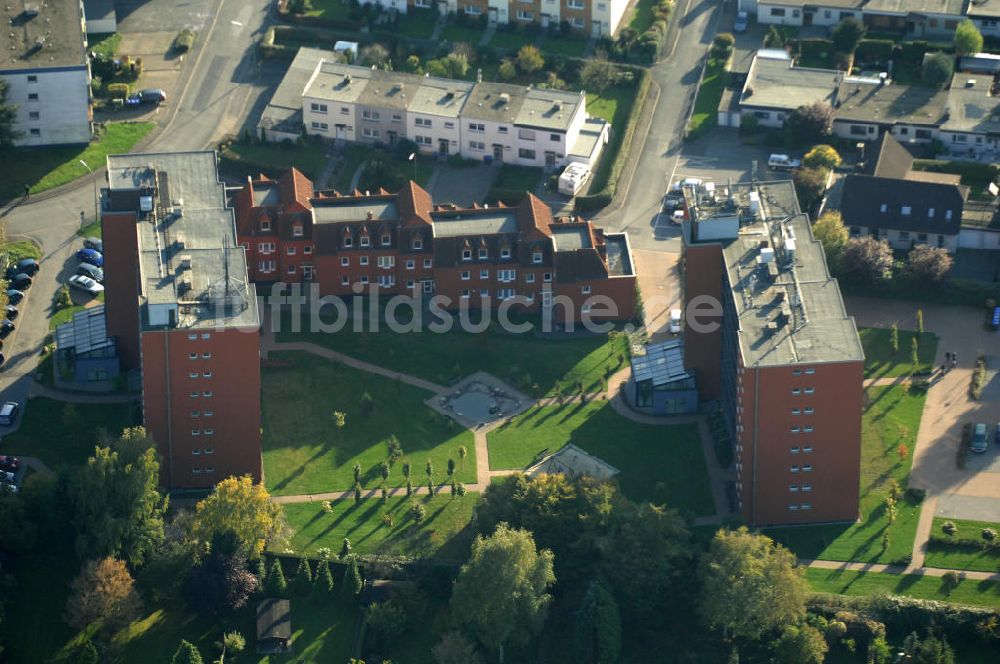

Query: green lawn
585;83;636;193
627;0;659;33
487;401;715;515
5;240;42;262
262;352;475;496
304;0;353;19
396;9;438;39
540;36;588;58
87;32;122;57
331;144;371;192
490;30;533;51
76;219;102;239
282;494;479;562
0;397;140;469
767;385;927;565
276;308;629;397
925;517;1000;573
441;23;484;45
859;327;939;379
686;57;725;140
805;567;1000;609
0;122;153;202
492;165;542;192
220;141;329;181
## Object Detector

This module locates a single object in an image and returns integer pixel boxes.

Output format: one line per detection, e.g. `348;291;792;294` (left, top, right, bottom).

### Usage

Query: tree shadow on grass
270;441;336;493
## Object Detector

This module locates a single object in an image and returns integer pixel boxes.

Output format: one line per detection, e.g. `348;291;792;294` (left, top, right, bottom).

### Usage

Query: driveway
633;249;682;339
846;296;1000;520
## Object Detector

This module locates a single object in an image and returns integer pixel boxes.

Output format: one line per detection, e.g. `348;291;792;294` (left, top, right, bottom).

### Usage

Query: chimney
366;210;374;220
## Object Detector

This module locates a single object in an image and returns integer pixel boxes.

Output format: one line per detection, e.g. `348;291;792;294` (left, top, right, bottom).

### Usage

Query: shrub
942;521;957;536
173;29;196;54
856;39;894;64
106;82;130;100
983;528;997;543
922;52;954;88
831;17;866;54
971;356;987;400
711;33;735;59
941;570;960;592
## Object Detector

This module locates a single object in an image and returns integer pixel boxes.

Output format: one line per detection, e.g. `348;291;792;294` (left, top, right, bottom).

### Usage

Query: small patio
427;371;534;430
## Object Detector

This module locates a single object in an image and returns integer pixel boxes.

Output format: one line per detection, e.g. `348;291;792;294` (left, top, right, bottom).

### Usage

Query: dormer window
927;207;935;219
360;235;371;247
293;224;303;237
879;204;887;213
462;249;472;260
479;248;488;259
501;247;511;259
381;233;391;246
343;236;353;248
901;206;912;216
945;209;953;221
413;238;423;250
260;218;271;232
532;250;543;264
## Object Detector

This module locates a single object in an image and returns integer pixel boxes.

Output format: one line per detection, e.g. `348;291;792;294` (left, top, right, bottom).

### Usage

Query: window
754;111;770;120
916;129;932;139
800;503;812;510
802;485;812;492
406;279;414;288
567;0;584;7
377;255;395;268
461;271;471;280
468;123;485;133
525;273;536;283
189;353;197;360
519;148;537;160
192;448;201;455
341;275;350;286
287;247;296;255
789;484;799;492
311;103;328;114
203;372;212;379
498;126;508;134
792;388;801;395
204;411;213;418
288;265;296;274
193;468;203;474
791;427;801;434
469;140;485;151
415;117;432;127
341;257;350;267
340;106;349;115
445;122;454;129
803;446;813;453
205;467;215;474
519;129;536;141
406;259;415;269
901;206;912;216
899;231;910;241
191;410;200;418
498;269;516;282
392;114;402;122
928;207;935;219
945;209;953;221
804;387;815;395
803;464;813;472
27;93;38;100
790;446;800;454
360;256;369;265
343;237;353;248
804;426;814;433
28;111;39;120
804;407;814;414
362;127;380;139
850;125;867;136
879;203;887;213
790;465;800;473
499;287;515;300
415;135;432;146
581;285;591;294
204;429;214;436
381;233;391;246
516;9;533;19
423;258;433;268
192;429;201;436
918;233;927;243
788;504;798;511
311;122;329;131
27;74;37;83
464;4;482;14
258;242;275;253
361;109;380;120
413;238;423;250
461;289;470;298
805;368;815;374
361;275;369;284
462;249;472;260
360;236;370;247
501;247;511;258
770;7;786;16
479;248;488;259
188;334;198;341
791;408;801;415
202;334;211;342
532;250;543;264
190;392;199;398
202;352;211;359
189;372;199;379
543;272;552;282
550;133;561;142
377;275;395;287
480;269;489;279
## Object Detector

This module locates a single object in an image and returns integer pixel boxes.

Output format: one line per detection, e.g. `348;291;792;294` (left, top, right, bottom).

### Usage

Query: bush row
575;68;651;211
597;0;673;65
259;25;394;60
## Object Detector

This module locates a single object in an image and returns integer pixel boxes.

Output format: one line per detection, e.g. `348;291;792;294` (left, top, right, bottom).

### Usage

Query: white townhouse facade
741;0;973;38
299;62;607;170
1;0;92;147
444;0;629;35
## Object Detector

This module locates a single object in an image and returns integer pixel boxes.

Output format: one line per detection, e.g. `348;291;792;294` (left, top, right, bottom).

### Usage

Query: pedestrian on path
22;184;29;199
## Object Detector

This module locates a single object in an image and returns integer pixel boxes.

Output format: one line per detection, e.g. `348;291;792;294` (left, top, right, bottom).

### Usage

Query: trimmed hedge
173;29;195;54
856;38;894;63
280;8;365;32
575;68;651;212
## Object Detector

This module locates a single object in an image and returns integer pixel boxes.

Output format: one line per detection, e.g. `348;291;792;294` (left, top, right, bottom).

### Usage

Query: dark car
13;258;39;276
0;353;6;369
76;262;104;282
991;306;1000;331
0;320;13;337
137;88;167;104
5;289;23;304
77;248;104;267
4;305;16;320
8;273;31;290
0;455;18;473
0;402;17;425
83;237;103;252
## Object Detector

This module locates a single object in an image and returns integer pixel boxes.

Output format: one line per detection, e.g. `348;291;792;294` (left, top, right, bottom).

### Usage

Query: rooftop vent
500;93;510;104
179;254;192;270
178;276;193;294
967;79;976;87
366;210;374;220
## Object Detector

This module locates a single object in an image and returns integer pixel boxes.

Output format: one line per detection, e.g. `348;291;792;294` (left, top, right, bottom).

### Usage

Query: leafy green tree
908;632;955;664
264;559;287;597
764;25;785;48
786;102;833;143
831;17;866;53
184;531;259;614
354;482;363;505
812;211;849;270
954;19;984;56
432;631;483;664
343;557;363;598
922;52;954;88
869;636;892;664
340;537;352;559
574;580;621;664
191;475;285;559
293;557;313;596
0;80;21;148
75;641;99;664
773;624;828;664
171;640;205;664
911;336;920;368
698;527;807;640
891;324;900;353
70;427;167;567
409;501;427;524
313;559;335;597
216;631;245;664
498;59;517;81
447;458;456;478
579;59;618;94
803;144;842;170
906;245;953;284
840;237;893;284
458;446;468;470
450;523;555;656
516;45;544;73
366;601;408;648
792;166;828;211
917;309;924;334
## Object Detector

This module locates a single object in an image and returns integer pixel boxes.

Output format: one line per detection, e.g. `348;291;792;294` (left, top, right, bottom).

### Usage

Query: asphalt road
0;0;275;434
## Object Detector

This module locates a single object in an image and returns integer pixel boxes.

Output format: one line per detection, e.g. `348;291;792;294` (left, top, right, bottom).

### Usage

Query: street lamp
79;159;99;228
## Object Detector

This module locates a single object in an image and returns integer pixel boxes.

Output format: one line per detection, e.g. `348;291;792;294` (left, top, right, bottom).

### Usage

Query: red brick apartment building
103;151;262;490
232;170;637;322
681;180;864;527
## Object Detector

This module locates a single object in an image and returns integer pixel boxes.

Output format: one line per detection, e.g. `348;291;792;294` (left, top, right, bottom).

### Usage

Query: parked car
672;177;703;191
768;154;802;171
12;258;39;276
734;11;749;32
76;248;104;267
4;305;16;320
0;470;13;484
134;88;167;104
5;289;23;304
8;273;31;290
76;262;104;283
68;274;104;295
669;309;682;334
83;236;103;252
0;402;17;426
0;455;19;473
990;305;1000;331
972;422;989;453
0;353;5;369
0;319;13;337
662;192;684;213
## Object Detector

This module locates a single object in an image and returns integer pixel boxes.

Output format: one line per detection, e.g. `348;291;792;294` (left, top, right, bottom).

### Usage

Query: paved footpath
804;557;1000;582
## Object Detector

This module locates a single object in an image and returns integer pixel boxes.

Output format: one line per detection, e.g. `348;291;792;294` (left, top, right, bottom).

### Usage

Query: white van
768;154;801;171
558;164;592;196
669;309;682;334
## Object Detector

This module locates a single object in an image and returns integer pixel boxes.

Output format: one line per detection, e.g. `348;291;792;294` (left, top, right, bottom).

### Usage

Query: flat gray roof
304;61;371;103
463;81;526;124
743;55;842;112
552;227;591;251
968;0;1000;18
866;0;966;16
568;117;607;159
0;0;87;71
55;304;114;355
408;77;474;119
835;78;949;126
515;88;584;132
432;212;519;237
356;68;423;111
605;234;634;277
313;200;398;223
106;151;258;331
943;73;1000;133
715;182;863;367
259;47;336;135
